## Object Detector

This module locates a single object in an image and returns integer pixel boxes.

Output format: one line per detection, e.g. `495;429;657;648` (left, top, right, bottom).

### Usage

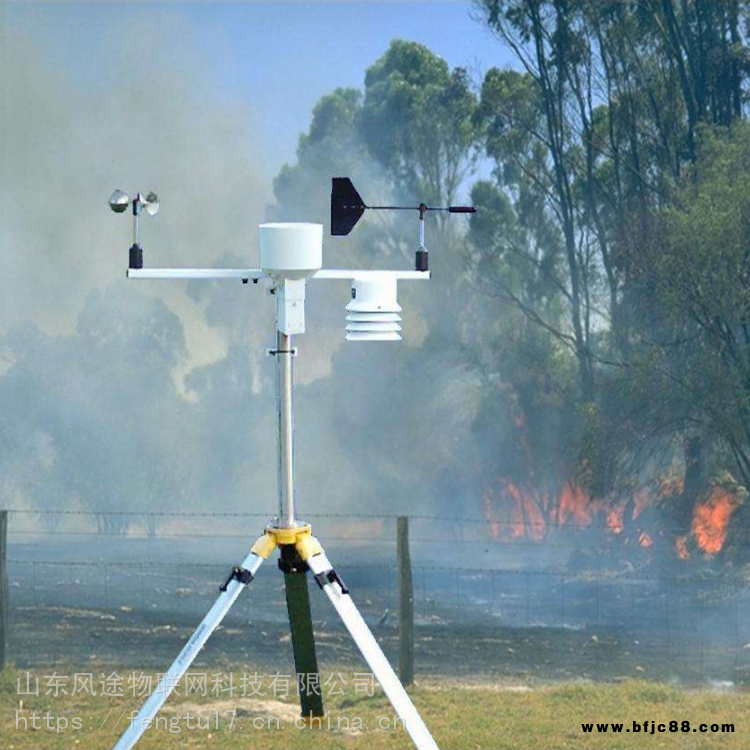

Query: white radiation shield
346;276;402;341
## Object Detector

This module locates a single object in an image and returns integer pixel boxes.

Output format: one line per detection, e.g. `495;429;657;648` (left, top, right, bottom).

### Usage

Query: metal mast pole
133;196;140;246
275;330;296;527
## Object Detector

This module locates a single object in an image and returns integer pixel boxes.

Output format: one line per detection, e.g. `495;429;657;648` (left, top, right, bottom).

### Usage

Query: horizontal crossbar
127;268;430;281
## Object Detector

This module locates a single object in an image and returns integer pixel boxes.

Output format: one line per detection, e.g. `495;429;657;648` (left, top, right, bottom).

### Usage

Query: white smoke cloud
0;11;271;373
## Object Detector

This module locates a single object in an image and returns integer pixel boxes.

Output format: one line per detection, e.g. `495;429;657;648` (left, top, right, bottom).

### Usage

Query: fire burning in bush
691;486;739;554
483;475;742;559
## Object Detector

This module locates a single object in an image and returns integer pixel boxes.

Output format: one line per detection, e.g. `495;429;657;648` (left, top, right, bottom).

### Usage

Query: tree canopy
6;5;750;564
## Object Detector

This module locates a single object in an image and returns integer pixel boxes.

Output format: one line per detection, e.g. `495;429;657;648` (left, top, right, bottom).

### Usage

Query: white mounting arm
127;267;429;337
127;268;430;281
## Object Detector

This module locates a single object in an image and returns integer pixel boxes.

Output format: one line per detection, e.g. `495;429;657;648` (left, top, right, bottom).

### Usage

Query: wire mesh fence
5;508;750;683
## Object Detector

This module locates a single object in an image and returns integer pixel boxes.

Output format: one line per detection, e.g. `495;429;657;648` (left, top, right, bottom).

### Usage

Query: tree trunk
678;434;703;536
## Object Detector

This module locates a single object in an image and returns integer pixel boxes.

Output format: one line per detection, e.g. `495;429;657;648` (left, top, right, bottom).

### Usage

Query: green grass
2;667;750;749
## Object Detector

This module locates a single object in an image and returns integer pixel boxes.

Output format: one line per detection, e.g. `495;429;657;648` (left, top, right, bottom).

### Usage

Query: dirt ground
10;602;750;685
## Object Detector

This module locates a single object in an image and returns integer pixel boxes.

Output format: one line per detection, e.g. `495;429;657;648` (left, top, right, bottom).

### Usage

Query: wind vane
331;177;476;271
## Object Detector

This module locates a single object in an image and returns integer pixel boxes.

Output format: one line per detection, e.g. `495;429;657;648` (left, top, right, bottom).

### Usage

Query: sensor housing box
259;223;323;280
346;275;403;341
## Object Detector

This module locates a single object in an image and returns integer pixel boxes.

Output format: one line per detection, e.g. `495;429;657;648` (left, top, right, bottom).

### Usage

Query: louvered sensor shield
346;276;403;341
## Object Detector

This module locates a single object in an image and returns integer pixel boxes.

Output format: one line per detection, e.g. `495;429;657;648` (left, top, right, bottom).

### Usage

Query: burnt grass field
9;602;750;684
9;533;750;684
9;574;750;684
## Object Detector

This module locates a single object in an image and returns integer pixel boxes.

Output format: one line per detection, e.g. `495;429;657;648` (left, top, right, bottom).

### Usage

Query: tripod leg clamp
250;526;322;561
251;532;278;559
296;532;323;561
219;566;254;592
314;569;349;595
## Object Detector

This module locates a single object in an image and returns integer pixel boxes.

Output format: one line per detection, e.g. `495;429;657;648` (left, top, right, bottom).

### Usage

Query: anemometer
106;178;475;750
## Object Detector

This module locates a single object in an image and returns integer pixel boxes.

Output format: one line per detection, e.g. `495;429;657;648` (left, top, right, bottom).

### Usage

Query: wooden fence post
397;515;414;685
0;510;8;671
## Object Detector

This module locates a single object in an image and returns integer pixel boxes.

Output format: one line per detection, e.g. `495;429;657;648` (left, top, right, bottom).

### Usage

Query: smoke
0;12;269;365
0;9;485;526
0;11;274;512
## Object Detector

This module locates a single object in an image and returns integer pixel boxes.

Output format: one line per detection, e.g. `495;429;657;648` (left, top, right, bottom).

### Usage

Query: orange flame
483;478;547;541
604;489;652;535
675;535;690;561
484;478;606;540
692;485;738;554
606;506;624;534
660;476;684;498
484;473;743;558
557;482;600;527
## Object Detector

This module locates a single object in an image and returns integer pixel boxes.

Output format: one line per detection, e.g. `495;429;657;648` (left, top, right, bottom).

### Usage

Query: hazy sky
0;1;500;521
0;0;514;346
3;1;513;182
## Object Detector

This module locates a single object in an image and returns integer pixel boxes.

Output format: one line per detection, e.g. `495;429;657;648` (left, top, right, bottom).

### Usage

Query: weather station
106;179;475;750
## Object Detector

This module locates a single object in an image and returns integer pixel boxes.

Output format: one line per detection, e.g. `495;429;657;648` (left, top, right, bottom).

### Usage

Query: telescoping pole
275;331;296;527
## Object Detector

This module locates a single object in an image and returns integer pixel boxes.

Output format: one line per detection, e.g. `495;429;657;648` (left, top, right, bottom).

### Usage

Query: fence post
397;515;414;685
0;510;8;670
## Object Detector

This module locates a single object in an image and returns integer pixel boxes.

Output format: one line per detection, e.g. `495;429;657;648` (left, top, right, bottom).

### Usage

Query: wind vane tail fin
331;177;366;236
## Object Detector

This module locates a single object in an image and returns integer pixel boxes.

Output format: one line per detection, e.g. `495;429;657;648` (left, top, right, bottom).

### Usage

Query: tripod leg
303;544;440;750
280;545;324;718
111;550;266;750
